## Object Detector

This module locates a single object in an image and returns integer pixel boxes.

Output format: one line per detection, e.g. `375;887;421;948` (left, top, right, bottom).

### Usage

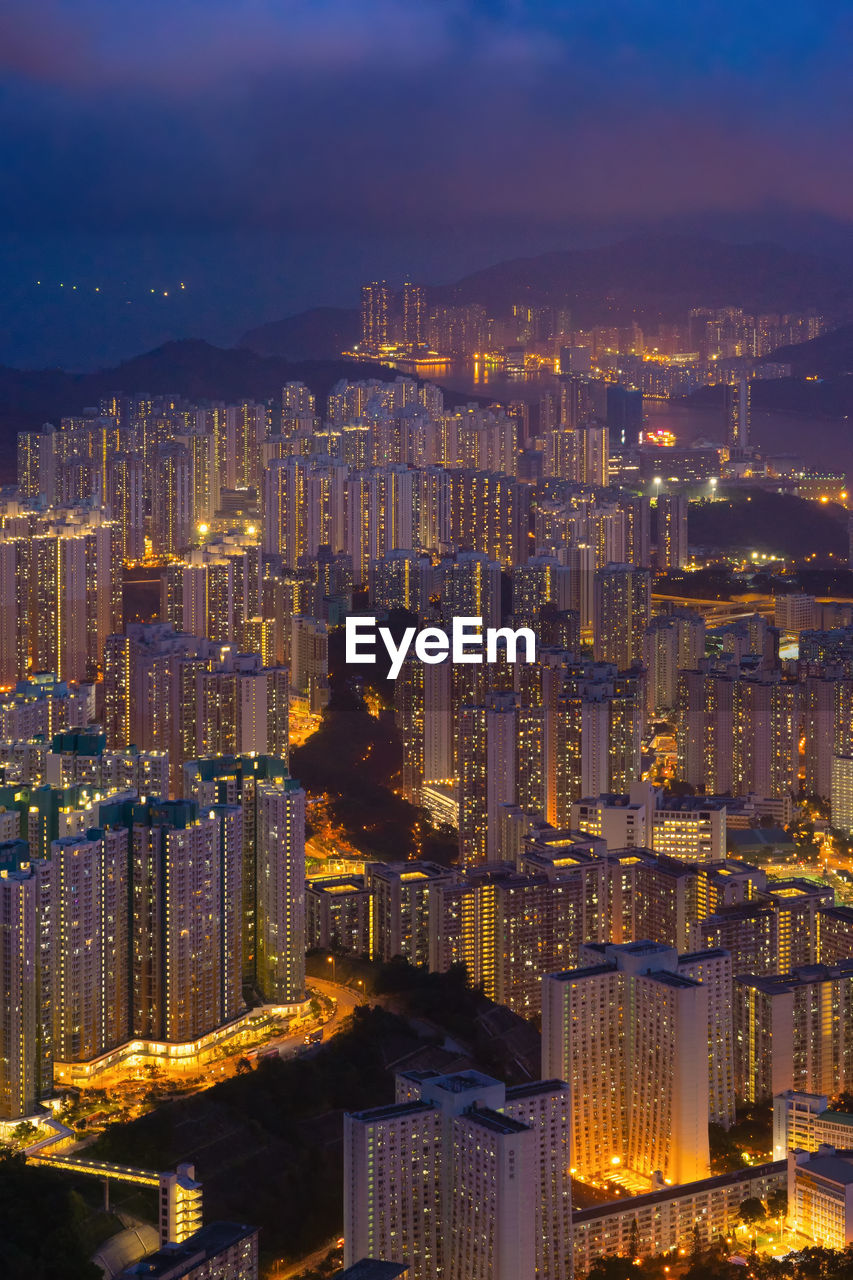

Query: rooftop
505;1079;567;1101
797;1153;853;1186
573;1162;785;1224
463;1106;529;1137
431;1070;499;1096
115;1222;257;1279
336;1263;409;1280
350;1101;435;1124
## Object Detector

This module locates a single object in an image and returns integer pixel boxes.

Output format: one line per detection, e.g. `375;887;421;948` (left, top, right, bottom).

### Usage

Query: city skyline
7;3;853;1279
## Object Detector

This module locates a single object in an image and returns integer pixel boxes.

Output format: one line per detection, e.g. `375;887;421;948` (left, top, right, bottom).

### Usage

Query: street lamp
327;954;336;983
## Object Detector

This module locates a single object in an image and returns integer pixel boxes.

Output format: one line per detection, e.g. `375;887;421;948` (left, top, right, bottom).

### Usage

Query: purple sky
2;1;853;366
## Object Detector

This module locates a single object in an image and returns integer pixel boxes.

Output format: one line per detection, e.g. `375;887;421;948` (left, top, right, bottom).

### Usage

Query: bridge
26;1118;201;1235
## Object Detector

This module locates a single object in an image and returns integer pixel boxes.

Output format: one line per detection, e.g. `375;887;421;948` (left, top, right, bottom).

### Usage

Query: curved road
310;977;365;1037
257;977;366;1062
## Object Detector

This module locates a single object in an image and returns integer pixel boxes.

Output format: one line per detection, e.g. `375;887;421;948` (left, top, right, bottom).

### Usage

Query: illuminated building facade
104;625;289;791
49;830;130;1062
773;1091;853;1161
593;564;651;670
344;1070;571;1280
692;879;831;975
125;798;244;1043
361;282;392;352
656;493;688;570
677;666;800;799
254;777;306;1004
0;509;121;684
642;612;705;715
788;1148;853;1250
542;941;715;1185
185;763;295;991
572;1162;785;1273
734;961;853;1101
0;853;50;1119
307;875;371;956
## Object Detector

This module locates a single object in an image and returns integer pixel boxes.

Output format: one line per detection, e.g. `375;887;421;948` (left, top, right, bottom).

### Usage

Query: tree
628;1218;641;1261
690;1223;703;1262
10;1121;38;1146
766;1188;787;1219
0;1151;102;1278
738;1197;766;1227
587;1259;635;1280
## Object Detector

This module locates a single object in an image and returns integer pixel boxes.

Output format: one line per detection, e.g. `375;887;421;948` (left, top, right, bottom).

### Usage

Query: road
254;977;366;1064
310;977;365;1039
268;1236;342;1279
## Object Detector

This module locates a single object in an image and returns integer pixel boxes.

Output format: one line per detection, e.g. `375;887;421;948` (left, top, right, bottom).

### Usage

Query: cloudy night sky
2;0;853;367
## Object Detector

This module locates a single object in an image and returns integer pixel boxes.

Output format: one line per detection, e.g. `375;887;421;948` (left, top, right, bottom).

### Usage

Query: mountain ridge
0;340;415;478
240;234;853;360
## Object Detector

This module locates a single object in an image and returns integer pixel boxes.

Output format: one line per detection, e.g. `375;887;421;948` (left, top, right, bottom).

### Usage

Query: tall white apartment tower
542;940;713;1186
344;1070;572;1280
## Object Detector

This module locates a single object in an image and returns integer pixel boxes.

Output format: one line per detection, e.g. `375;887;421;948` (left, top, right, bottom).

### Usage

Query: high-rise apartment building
832;754;853;834
542;941;714;1185
548;421;608;486
428;859;605;1015
617;492;652;569
361;282;391;352
263;456;309;567
184;754;304;997
692;878;830;976
0;850;50;1119
49;829;131;1062
152;443;193;556
344;1070;571;1280
677;665;800;799
253;777;306;1004
104;625;289;791
0;509;122;683
436;552;502;630
593;564;651;669
643;611;705;714
402;283;426;349
575;783;727;864
457;694;518;865
105;452;145;560
724;379;750;449
734;960;853;1101
366;861;455;967
544;664;642;819
121;798;244;1043
307;874;372;956
656;493;689;570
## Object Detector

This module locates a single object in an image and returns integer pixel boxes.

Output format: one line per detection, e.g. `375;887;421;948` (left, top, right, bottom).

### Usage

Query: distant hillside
685;320;853;424
236;236;853;362
688;487;847;559
0;339;480;480
240;306;359;360
431;234;853;321
770;321;853;376
0;340;401;474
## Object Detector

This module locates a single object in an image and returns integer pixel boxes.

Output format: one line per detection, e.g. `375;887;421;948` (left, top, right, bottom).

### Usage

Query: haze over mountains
3;235;853;459
240;235;853;361
0;343;404;445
